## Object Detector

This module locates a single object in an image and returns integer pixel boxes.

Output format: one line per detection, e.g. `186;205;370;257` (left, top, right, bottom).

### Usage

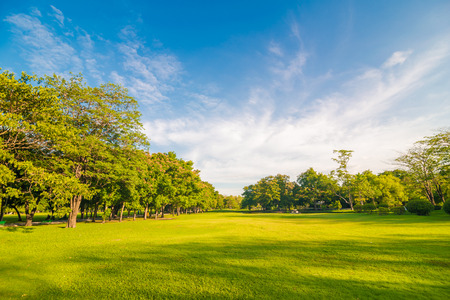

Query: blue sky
1;1;450;195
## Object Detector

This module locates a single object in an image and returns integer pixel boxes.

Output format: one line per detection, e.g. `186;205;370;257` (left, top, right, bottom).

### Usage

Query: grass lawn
1;211;449;299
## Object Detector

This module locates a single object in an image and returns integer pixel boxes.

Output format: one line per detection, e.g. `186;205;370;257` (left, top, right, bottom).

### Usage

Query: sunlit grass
1;211;449;299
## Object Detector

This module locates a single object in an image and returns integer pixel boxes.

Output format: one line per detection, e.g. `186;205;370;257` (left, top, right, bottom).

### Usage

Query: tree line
242;131;449;212
0;70;222;227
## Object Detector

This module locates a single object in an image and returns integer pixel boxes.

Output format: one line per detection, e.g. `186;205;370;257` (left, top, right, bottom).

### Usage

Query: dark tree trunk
144;203;149;220
93;202;99;222
119;202;125;222
80;201;85;220
67;195;82;228
109;206;114;221
25;203;37;227
0;197;6;222
25;213;34;226
12;205;22;221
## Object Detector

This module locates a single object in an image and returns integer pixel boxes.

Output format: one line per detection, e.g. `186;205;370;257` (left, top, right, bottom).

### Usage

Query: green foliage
443;201;450;214
378;207;390;215
406;199;435;216
1;69;219;226
392;206;406;215
354;204;363;213
330;200;342;210
362;203;377;213
1;212;450;299
242;174;295;210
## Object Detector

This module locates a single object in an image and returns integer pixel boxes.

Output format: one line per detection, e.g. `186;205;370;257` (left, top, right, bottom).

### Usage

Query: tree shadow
1;226;35;233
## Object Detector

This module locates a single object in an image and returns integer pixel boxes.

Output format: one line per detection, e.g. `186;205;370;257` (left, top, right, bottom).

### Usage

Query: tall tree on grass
297;168;335;210
0;70;89;224
45;74;148;228
396;131;449;205
331;150;355;210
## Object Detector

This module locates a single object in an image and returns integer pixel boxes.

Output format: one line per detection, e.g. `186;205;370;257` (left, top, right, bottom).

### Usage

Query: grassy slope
1;212;449;299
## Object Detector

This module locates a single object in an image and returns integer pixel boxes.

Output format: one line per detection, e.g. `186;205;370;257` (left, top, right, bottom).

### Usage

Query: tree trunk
67;195;82;228
422;182;436;205
93;202;99;222
155;207;158;220
177;206;180;216
161;205;165;218
25;213;34;226
102;203;107;224
12;205;22;221
144;203;149;220
133;209;136;221
24;204;37;227
0;197;6;222
119;202;125;222
80;201;85;220
109;206;114;221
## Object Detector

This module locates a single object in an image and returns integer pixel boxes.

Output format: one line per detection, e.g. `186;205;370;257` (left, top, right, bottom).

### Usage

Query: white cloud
30;8;41;17
145;42;450;195
382;50;412;68
5;13;82;75
268;41;283;56
115;27;182;104
50;5;64;27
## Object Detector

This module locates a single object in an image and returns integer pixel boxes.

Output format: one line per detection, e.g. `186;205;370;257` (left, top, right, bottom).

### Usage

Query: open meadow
1;211;450;299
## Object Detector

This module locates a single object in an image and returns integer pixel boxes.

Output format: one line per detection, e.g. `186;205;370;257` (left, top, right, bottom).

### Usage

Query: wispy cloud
4;7;182;101
50;5;64;27
114;26;182;105
144;41;450;195
5;13;82;75
382;50;413;68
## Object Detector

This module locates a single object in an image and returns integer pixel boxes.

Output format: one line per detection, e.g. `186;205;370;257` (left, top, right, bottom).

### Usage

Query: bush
378;203;389;208
406;200;435;216
443;201;450;214
434;205;442;210
363;203;377;214
354;204;363;213
378;207;390;215
392;206;406;215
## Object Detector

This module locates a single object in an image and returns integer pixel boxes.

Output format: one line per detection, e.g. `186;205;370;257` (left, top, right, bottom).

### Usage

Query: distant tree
396;130;449;205
297;168;334;210
331;150;355;210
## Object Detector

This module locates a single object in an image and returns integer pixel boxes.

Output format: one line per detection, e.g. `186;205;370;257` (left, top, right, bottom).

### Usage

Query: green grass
1;211;449;299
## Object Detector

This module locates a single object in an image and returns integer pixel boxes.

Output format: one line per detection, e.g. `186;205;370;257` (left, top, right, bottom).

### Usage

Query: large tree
331;150;355;210
396;131;449;205
44;74;148;228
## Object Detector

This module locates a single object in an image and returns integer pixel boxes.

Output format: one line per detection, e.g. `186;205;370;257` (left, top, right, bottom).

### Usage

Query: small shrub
434;205;442;210
363;203;377;214
378;207;390;215
353;204;363;213
392;206;406;215
406;200;434;216
443;201;450;214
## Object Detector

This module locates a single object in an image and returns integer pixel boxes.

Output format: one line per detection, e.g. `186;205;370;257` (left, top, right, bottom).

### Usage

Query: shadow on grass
3;235;448;299
1;226;35;233
214;210;450;226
